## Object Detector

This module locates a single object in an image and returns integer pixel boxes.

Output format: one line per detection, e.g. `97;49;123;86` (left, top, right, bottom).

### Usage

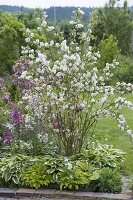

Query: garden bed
0;188;132;200
0;8;133;200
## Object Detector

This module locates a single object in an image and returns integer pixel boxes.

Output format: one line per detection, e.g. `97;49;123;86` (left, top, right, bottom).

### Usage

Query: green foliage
98;35;120;67
20;157;98;190
21;162;52;189
16;10;46;42
58;166;88;190
16;10;39;29
0;12;25;73
128;177;133;191
59;20;71;42
87;143;125;168
0;154;30;186
71;142;125;169
90;0;133;54
43;156;67;183
92;167;122;193
113;55;133;83
0;153;124;190
58;161;99;190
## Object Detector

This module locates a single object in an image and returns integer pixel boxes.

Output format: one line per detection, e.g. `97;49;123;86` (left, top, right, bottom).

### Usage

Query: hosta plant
86;142;125;168
21;162;52;189
70;141;125;169
57;160;100;190
0;154;31;185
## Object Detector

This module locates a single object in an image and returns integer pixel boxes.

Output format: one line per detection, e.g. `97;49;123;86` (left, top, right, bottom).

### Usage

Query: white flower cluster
103;61;119;80
116;82;133;93
117;115;126;130
15;9;133;150
115;97;133;110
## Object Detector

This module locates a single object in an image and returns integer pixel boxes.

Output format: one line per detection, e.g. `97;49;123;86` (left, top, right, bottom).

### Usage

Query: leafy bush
21;162;52;189
90;1;133;55
113;55;133;84
58;160;99;190
20;156;99;190
0;154;30;186
43;156;68;183
71;142;125;169
91;168;122;193
87;143;125;169
98;35;120;68
0;12;25;74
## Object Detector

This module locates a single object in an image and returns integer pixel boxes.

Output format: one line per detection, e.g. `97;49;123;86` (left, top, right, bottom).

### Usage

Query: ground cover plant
0;8;133;191
0;151;124;191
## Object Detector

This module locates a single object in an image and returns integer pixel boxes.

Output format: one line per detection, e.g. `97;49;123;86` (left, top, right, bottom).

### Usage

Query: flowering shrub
0;8;133;156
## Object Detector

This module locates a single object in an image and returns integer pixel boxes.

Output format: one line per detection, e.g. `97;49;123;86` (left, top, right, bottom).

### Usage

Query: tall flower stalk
10;104;22;153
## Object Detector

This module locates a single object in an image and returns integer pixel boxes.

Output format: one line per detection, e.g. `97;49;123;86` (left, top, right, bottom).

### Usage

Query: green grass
95;94;133;175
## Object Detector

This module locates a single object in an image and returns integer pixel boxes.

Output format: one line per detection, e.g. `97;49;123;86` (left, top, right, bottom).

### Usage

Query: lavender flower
2;94;10;102
11;104;22;126
3;128;12;144
13;59;33;89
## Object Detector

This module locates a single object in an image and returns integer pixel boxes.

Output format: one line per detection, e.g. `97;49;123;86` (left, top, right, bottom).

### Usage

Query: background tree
98;35;120;68
90;0;133;55
16;10;39;29
0;12;25;74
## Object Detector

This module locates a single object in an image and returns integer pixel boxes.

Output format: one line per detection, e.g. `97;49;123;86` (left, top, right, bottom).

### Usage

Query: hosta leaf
12;176;20;184
76;161;88;171
47;168;55;174
4;173;11;182
53;173;58;182
58;167;66;172
90;171;100;180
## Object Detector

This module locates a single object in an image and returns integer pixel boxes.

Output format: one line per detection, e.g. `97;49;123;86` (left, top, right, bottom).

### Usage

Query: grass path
95;94;133;175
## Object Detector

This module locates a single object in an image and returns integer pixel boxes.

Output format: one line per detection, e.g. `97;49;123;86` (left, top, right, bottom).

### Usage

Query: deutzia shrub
1;9;133;156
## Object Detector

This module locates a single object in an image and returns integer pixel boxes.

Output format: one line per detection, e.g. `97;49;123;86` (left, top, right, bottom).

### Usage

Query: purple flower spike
3;128;12;144
11;104;23;126
2;94;10;102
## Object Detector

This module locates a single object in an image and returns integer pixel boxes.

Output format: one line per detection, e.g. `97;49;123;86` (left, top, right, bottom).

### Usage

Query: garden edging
0;188;132;200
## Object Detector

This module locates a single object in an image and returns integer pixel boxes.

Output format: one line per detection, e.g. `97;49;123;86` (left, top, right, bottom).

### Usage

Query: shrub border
0;188;132;200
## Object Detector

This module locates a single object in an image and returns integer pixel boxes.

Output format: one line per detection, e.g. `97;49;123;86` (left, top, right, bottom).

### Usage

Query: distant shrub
91;168;122;193
113;55;133;84
98;35;120;68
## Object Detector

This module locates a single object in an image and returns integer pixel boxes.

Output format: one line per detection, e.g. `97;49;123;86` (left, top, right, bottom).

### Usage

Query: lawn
95;94;133;175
